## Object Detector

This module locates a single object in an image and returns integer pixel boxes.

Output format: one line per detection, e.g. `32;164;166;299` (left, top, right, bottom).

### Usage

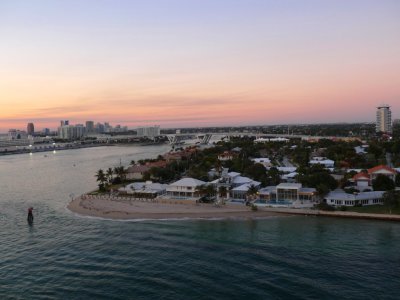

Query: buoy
27;207;34;224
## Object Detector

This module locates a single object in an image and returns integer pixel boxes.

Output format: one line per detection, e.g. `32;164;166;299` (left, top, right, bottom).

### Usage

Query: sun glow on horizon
0;0;399;132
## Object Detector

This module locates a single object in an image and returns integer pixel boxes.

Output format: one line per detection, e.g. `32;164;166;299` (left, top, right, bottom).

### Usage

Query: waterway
0;145;399;299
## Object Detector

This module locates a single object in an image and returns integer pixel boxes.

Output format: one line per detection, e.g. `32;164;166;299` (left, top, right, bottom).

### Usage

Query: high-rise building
85;121;94;133
27;123;35;135
59;124;85;140
60;120;69;127
376;105;392;133
137;126;161;137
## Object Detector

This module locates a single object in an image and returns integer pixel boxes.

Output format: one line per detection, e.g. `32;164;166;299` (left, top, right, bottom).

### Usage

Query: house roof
309;159;334;165
146;160;167;168
127;165;150;173
231;181;261;192
227;172;240;178
169;177;206;187
277;183;302;189
275;167;297;173
232;176;253;185
368;165;396;174
353;172;370;181
325;190;385;201
252;158;271;163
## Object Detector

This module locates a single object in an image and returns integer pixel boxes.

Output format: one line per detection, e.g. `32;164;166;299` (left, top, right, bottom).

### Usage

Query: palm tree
218;186;228;198
246;184;259;201
114;166;127;182
215;160;223;177
205;184;217;198
106;167;114;184
95;169;107;191
195;185;208;197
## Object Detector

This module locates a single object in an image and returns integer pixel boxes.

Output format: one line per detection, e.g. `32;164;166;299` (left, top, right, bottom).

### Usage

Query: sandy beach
67;195;285;220
68;194;400;222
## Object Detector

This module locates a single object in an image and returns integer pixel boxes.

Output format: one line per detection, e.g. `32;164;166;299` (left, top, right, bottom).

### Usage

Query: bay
0;145;399;299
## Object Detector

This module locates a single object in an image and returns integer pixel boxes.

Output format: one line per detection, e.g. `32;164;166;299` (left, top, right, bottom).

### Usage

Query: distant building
104;122;112;133
8;129;28;140
58;124;85;140
137;126;160;138
376;105;392;133
218;151;236;161
85;121;94;134
42;128;50;135
27;123;34;135
95;123;105;133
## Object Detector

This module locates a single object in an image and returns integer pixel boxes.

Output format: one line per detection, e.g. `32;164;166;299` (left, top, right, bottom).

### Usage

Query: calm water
0;146;399;299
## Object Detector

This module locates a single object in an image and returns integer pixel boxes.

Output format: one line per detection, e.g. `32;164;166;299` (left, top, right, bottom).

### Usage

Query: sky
0;0;399;131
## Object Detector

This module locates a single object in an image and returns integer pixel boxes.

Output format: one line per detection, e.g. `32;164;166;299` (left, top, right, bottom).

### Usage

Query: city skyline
1;0;399;131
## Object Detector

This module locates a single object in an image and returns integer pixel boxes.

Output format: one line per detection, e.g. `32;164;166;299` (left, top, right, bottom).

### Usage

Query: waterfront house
325;190;384;207
253;183;317;208
166;178;206;199
126;165;150;180
230;181;261;200
119;181;168;198
257;183;317;204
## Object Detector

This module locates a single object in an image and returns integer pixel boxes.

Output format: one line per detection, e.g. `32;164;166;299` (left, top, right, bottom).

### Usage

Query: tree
382;190;400;214
372;175;395;191
244;163;268;185
246;184;259;200
113;166;127;182
218;186;228;198
106;167;114;184
95;169;107;191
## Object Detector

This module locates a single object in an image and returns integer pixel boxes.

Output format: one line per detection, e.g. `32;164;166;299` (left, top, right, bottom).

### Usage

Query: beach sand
67;195;285;220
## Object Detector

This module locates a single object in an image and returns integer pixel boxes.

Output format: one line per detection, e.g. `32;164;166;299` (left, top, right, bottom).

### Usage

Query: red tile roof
352;172;370;181
367;165;396;174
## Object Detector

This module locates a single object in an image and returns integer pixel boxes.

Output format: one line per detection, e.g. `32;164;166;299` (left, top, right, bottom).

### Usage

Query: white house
325;190;384;207
254;184;317;207
309;157;335;168
351;165;397;190
252;158;272;168
166;178;206;199
119;181;168;197
230;181;261;200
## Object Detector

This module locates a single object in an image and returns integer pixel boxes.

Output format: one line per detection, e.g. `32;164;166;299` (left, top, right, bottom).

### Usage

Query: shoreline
259;208;400;222
67;195;286;220
68;194;400;222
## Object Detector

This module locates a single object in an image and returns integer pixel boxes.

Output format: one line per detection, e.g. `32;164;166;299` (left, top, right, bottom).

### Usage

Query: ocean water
1;146;400;299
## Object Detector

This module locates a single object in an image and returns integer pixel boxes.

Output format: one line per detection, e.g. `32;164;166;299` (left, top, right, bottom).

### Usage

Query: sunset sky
0;0;399;131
